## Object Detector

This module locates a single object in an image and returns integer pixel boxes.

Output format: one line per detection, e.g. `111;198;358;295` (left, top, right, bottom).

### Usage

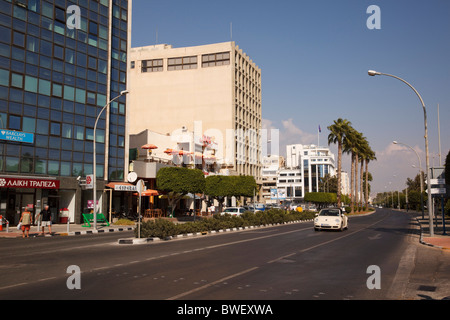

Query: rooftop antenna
230;22;232;41
155;27;158;45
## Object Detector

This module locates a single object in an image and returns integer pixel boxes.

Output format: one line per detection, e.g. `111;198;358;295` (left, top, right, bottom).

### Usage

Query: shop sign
0;129;34;143
0;177;60;189
114;184;137;191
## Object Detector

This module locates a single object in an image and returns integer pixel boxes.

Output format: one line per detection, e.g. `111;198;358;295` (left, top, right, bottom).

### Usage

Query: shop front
0;176;60;225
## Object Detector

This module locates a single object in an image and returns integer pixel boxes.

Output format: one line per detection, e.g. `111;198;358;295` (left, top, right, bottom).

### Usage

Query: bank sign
0;177;60;189
0;130;34;143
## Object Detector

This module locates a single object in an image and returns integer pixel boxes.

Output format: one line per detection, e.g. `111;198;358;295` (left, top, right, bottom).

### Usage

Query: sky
131;0;450;197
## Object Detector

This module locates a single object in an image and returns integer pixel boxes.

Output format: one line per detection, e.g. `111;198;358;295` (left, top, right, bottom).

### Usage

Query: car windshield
225;208;238;212
319;209;341;216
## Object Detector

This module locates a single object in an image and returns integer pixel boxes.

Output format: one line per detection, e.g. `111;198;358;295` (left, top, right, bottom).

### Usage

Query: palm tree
328;118;352;207
364;148;376;209
343;128;364;214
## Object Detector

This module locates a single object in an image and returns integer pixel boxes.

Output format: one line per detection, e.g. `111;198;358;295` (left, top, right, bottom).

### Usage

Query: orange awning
141;189;159;196
141;144;158;149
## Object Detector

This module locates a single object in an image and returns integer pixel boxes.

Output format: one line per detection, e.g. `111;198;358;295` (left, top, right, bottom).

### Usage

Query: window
50;122;60;135
202;52;230;68
8;115;21;130
141;59;163;73
167;56;197;71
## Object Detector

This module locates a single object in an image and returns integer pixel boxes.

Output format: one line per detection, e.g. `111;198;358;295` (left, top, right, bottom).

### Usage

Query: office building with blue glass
0;0;131;225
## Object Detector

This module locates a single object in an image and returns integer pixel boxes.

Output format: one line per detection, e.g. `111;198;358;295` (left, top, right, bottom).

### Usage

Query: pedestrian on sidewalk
37;204;52;236
19;207;32;238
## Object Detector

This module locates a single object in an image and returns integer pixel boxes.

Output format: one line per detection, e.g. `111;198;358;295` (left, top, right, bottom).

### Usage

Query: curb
0;226;135;238
118;219;314;245
415;217;450;251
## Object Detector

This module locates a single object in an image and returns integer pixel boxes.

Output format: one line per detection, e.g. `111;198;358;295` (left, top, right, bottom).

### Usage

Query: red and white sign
0;177;60;189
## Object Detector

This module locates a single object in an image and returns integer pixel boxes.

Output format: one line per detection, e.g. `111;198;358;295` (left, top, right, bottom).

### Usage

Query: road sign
430;179;445;185
0;129;34;143
429;188;447;195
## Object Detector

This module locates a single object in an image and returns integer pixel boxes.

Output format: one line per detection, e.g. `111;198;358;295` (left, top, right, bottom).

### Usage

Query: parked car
314;208;348;231
221;207;246;216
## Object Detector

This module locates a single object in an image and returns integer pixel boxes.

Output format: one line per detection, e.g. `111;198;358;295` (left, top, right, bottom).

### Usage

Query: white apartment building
128;41;262;182
279;144;336;199
261;155;284;204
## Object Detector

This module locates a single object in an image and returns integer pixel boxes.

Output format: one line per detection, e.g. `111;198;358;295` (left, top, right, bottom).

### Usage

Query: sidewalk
415;214;450;250
0;222;135;238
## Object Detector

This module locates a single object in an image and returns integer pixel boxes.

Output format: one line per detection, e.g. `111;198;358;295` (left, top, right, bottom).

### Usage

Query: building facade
0;0;131;224
128;41;262;183
281;144;336;199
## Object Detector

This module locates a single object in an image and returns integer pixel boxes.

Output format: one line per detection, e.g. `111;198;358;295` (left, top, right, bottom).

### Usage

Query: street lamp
369;70;433;236
393;141;424;218
93;90;129;229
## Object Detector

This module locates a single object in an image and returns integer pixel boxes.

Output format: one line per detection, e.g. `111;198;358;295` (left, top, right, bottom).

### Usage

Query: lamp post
393;141;424;218
369;70;433;236
93;90;129;230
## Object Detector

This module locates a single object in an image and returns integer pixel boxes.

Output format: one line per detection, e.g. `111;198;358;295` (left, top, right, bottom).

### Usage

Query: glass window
52;83;62;97
74;126;84;140
5;157;19;172
23;117;36;133
8;115;21;130
50;122;60;135
11;73;23;88
35;159;47;174
41;1;53;18
39;79;51;96
13;31;25;47
24;75;38;92
75;88;86;103
48;161;59;175
72;163;83;176
64;85;75;101
62;123;72;138
60;162;71;176
36;119;49;135
0;68;9;86
26;36;39;52
54;45;64;60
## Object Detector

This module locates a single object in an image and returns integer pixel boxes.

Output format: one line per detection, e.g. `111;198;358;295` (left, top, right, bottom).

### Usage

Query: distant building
280;144;336;199
261;155;283;204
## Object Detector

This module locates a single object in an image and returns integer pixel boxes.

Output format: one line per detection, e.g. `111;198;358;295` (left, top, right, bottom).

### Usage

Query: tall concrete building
0;0;131;224
128;41;262;182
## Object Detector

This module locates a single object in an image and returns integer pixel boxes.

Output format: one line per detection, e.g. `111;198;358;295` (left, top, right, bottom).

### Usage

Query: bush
136;209;316;239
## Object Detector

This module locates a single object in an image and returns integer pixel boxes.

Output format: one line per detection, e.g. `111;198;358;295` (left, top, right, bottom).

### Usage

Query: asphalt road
0;209;441;302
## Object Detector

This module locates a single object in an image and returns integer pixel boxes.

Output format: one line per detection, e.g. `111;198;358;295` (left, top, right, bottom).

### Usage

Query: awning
141;144;158;150
141;189;159;196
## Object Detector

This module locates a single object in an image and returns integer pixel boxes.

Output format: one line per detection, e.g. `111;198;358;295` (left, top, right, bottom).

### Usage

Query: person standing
37;204;52;236
19;207;32;238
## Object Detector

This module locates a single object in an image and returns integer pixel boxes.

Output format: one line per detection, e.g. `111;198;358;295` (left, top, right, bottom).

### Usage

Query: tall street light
93;90;129;230
368;70;433;236
393;141;424;219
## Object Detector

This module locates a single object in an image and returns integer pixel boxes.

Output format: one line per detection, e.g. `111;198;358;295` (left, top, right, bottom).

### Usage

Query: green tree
445;150;450;187
304;192;337;209
204;175;257;209
156;167;205;216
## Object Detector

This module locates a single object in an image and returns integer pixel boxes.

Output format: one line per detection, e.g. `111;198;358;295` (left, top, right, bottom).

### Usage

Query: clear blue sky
131;0;450;196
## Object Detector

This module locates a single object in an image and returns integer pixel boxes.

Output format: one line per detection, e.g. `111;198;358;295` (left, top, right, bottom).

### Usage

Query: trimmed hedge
135;209;316;239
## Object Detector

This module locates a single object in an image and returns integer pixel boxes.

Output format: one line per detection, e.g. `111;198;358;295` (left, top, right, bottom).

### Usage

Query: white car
314;208;348;231
221;207;246;216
